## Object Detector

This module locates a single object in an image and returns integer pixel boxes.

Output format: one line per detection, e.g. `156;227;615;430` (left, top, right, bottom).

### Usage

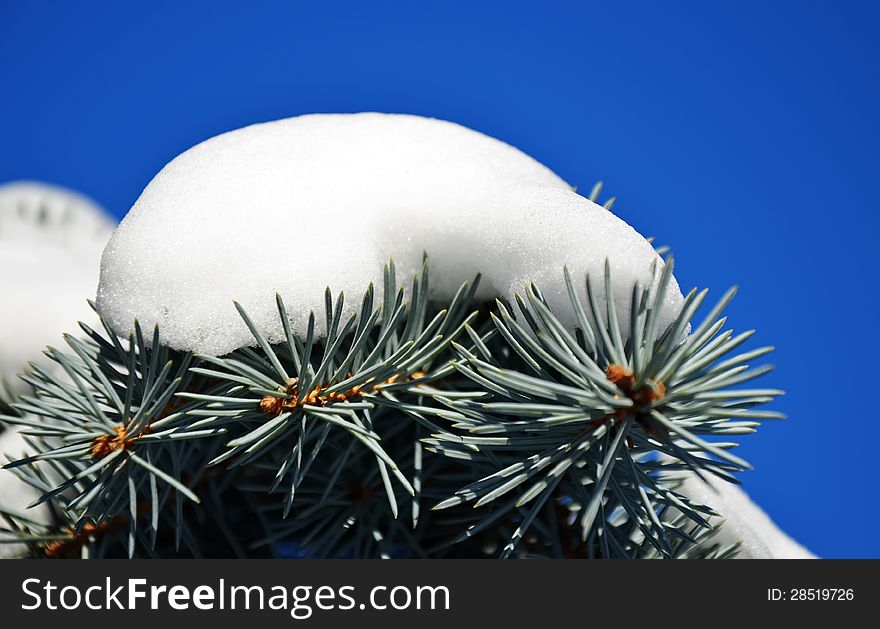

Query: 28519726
768;588;854;601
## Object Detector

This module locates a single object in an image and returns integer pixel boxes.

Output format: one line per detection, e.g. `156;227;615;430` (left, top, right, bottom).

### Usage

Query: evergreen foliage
0;187;782;559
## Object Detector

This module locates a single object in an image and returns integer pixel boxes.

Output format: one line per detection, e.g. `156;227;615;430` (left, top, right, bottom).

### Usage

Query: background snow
0;181;115;394
0;429;49;558
0;182;113;557
97;113;684;356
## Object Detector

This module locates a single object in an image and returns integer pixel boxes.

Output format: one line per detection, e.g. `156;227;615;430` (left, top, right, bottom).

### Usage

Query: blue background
1;1;877;558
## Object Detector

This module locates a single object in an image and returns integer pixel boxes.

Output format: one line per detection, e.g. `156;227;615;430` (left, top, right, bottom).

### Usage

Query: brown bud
605;364;635;391
259;395;284;416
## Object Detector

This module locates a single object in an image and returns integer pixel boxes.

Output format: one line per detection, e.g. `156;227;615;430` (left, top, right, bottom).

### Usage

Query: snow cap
97;113;683;355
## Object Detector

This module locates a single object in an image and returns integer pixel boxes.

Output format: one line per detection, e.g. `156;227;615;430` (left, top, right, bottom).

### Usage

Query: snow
0;117;806;560
0;182;115;393
678;473;815;558
0;428;49;558
97;113;684;356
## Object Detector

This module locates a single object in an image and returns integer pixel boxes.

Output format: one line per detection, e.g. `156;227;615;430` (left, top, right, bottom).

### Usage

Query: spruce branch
177;258;480;519
416;257;781;558
0;313;217;556
0;253;781;559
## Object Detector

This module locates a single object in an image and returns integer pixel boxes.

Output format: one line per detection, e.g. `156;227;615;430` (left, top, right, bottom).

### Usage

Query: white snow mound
0;182;115;392
679;473;815;558
97;113;684;356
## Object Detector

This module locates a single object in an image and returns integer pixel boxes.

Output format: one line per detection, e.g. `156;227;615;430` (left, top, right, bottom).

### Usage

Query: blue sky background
1;1;877;558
